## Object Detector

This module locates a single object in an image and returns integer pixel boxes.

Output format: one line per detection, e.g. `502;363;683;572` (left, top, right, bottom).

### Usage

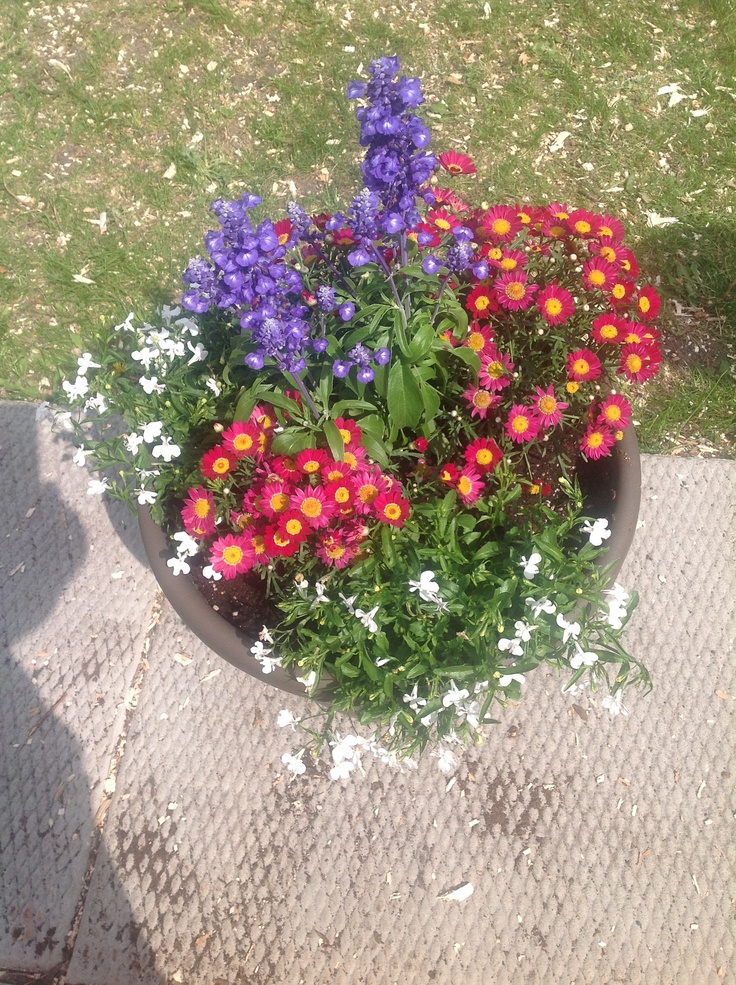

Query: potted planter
138;426;641;696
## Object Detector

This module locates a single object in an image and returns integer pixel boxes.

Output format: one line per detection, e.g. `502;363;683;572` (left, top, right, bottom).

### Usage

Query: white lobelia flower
498;636;524;657
602;691;629;717
525;596;556;618
281;752;306;776
570;644;599;669
201;563;222;581
139;375;166;395
581;517;611;547
520;552;542;579
187;341;209;364
62;375;90;401
442;681;470;708
296;670;317;692
339;593;356;613
86;478;111;495
136;488;157;505
77;352;101;375
355;604;379;633
402;683;426;712
260;625;274;645
72;445;92;467
408;570;440;602
84;392;108;413
125;432;145;454
259;655;283;675
167;556;190;576
141;421;164;444
113;311;135;332
152;437;181;462
206;377;222;396
556;612;581;643
434;745;459;776
173;531;199;557
294;577;310;596
311;583;330;607
250;640;272;659
52;410;74;431
277;709;297;728
498;672;526;688
513;620;534;643
131;346;159;371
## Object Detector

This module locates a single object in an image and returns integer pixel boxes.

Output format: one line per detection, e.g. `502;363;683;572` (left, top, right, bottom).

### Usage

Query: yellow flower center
213;457;230;474
549;224;566;238
458;476;472;495
473;297;490;312
269;493;289;513
588;432;604;449
476;449;493;465
539;395;557;415
600;245;616;262
600;323;618;339
573;359;590;376
339;428;352;444
468;331;485;350
252;535;266;554
505;282;525;301
492;218;511;236
566;381;580;394
383;503;401;520
626;353;643;373
344;451;357;469
588;269;607;287
639;296;651;312
233;433;254;451
500;257;518;270
574;220;592;235
327;543;347;559
335;487;350;503
512;415;529;434
612;283;626;299
194;499;210;518
544;298;563;316
222;546;243;566
435;217;451;231
488;247;503;261
300;497;322;518
604;405;622;422
359;484;378;504
303;459;320;473
285;518;303;535
599;225;613;238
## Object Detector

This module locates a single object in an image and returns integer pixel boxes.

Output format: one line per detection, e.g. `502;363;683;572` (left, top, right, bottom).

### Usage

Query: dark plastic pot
138;426;641;695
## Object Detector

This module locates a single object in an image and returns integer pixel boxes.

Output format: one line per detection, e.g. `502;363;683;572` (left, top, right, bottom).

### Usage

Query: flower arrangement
60;56;659;774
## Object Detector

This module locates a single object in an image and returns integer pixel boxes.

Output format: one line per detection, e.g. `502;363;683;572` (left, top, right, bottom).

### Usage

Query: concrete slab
1;403;734;984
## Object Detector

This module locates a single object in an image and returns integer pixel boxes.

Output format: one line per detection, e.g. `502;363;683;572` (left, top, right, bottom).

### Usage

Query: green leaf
323;419;345;462
360;430;390;467
387;359;423;430
234;385;260;422
331;398;378;416
257;389;302;416
406;663;428;679
420;382;441;422
269;429;316;456
445;345;481;373
405;320;435;362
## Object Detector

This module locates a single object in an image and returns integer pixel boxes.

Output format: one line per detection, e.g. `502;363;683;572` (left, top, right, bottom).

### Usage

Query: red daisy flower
609;277;636;307
271;455;301;482
541;216;569;240
250;403;277;432
619;250;640;278
426;208;461;236
567;208;597;238
464;437;503;474
373;489;411;527
342;446;369;472
479;345;515;391
597;394;633;430
481;204;524;242
591;239;628;267
324;479;355;510
439;462;460;485
580;424;616;461
316;532;357;569
505;405;541;444
545;202;572;222
181;486;216;538
456;467;484;505
621;323;661;346
494;270;538;311
352;467;390;514
437;150;477;175
330;226;358;248
593;214;626;242
209;534;255;580
462;384;501;419
221;421;259;459
295;447;330;477
466;284;498;319
532;385;569;427
591;313;628;344
463;322;495;355
264;526;301;558
536;283;575;325
273;219;295;247
617;343;662;383
432;187;470;213
291;485;335;529
201;445;237;480
277;511;310;543
489;248;528;272
582;257;618;292
334;416;362;448
567;349;602;382
635;285;661;321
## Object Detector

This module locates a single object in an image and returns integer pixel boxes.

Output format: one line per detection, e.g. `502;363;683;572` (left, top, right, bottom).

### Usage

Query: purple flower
311;337;329;354
333;359;352;379
338;301;356;322
422;255;443;276
245;352;265;370
316;286;337;312
357;365;375;384
374;347;391;366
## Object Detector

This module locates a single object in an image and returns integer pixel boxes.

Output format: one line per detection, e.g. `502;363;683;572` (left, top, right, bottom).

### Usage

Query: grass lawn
1;0;734;453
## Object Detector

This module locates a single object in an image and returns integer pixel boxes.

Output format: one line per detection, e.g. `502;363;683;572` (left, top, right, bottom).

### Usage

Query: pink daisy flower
635;285;661;321
505;405;541;444
580;424;616;461
567;349;602;382
181;486;216;538
532;385;569;427
536;283;575;325
221;421;260;459
494;270;539;311
291;485;336;529
582;257;618;292
481;205;524;242
463;384;501;419
209;534;255;580
617;343;662;383
456;467;484;505
464;437;503;474
479;345;515;391
591;313;628;344
258;480;291;519
597;394;633;430
437;150;476;175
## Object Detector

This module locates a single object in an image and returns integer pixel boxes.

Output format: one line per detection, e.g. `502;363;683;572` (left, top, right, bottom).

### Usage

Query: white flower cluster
250;626;282;675
166;530;200;576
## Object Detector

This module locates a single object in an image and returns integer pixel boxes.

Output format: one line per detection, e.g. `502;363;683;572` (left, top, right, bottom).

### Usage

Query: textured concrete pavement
1;400;734;985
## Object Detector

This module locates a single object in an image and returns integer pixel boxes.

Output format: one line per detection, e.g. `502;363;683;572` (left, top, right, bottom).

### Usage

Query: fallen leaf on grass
163;162;177;180
548;131;572;153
